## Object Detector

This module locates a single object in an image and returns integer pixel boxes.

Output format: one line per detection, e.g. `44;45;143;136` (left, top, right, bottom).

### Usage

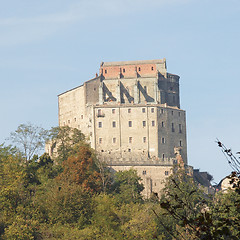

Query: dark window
68;120;70;124
74;118;76;122
113;138;116;143
128;148;131;152
152;121;155;127
162;121;164;127
178;112;181;117
142;108;146;113
138;67;141;71
142;121;146;127
129;137;132;143
129;121;132;127
151;108;154;113
180;140;182;147
112;121;116;128
151;66;154;71
128;108;131;113
161;109;164;114
142;170;146;175
172;123;175;132
98;109;102;115
171;111;174;115
81;115;83;119
162;138;165;144
123;68;125;73
99;138;102;144
144;86;147;92
165;171;169;176
143;137;146;143
162;154;165;159
105;69;107;74
98;122;102;128
112;109;116;114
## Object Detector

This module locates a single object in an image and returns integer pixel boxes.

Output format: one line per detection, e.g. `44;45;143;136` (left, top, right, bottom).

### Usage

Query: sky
0;0;240;183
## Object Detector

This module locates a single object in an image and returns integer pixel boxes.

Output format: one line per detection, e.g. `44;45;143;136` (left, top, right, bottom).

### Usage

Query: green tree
48;126;85;163
9;123;48;163
111;169;144;204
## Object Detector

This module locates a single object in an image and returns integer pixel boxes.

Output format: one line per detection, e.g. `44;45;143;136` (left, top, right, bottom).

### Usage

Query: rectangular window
162;154;165;159
129;137;132;143
128;108;131;113
143;137;146;143
98;122;102;128
74;118;76;122
68;120;70;124
128;121;132;127
171;111;174;115
142;108;146;113
162;138;165;144
113;138;116;144
142;170;146;175
151;108;154;113
179;124;182;133
99;138;102;144
144;86;147;92
142;121;146;127
112;109;116;114
98;109;101;115
112;121;116;128
161;121;164;127
165;171;169;176
161;109;164;114
152;121;155;127
81;115;83;119
172;123;175;132
178;112;181;117
180;140;182;147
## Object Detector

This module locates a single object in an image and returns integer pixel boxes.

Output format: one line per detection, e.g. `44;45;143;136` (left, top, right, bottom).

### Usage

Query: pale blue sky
0;0;240;183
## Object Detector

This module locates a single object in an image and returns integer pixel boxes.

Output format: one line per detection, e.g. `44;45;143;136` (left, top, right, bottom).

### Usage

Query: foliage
111;169;144;204
48;126;85;163
9;123;48;163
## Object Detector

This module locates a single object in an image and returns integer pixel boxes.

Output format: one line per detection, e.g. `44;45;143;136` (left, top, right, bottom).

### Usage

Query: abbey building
55;59;188;197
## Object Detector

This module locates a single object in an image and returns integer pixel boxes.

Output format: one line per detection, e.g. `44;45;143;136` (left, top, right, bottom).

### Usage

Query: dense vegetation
0;125;239;239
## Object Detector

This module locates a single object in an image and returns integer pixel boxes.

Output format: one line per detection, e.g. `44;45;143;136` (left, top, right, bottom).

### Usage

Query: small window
129;137;132;143
151;66;154;71
142;108;146;113
165;171;169;176
128;121;132;127
162;154;165;159
151;108;154;113
98;122;102;128
162;138;165;144
98;109;102;115
161;109;164;114
81;115;83;119
179;124;182;133
143;137;146;143
178;112;181;117
128;108;131;113
142;170;146;175
152;121;155;127
112;109;116;114
105;69;107;74
144;86;147;92
128;148;131;152
180;140;182;147
112;121;116;128
68;120;70;124
99;138;102;144
161;121;164;127
172;123;175;132
142;121;146;127
138;67;141;71
171;111;174;115
113;138;116;144
123;68;125;73
74;118;76;122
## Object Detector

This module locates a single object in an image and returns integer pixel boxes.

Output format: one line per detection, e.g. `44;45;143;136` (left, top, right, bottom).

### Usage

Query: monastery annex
50;58;188;197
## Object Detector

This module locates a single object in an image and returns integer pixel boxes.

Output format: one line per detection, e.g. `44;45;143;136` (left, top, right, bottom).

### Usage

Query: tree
111;169;144;204
9;123;48;163
48;126;85;163
57;145;102;193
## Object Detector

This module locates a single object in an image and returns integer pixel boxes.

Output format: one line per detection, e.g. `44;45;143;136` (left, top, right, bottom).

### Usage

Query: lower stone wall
110;165;173;198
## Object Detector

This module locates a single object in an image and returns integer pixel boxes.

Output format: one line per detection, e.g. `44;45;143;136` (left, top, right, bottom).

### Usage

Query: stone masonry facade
56;59;187;197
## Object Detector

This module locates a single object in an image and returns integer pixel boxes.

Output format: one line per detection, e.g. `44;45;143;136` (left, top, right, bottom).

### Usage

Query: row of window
98;121;183;132
98;136;183;146
104;66;155;74
143;170;169;176
98;108;181;116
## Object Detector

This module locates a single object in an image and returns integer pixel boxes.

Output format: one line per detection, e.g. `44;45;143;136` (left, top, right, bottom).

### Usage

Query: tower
57;59;187;197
